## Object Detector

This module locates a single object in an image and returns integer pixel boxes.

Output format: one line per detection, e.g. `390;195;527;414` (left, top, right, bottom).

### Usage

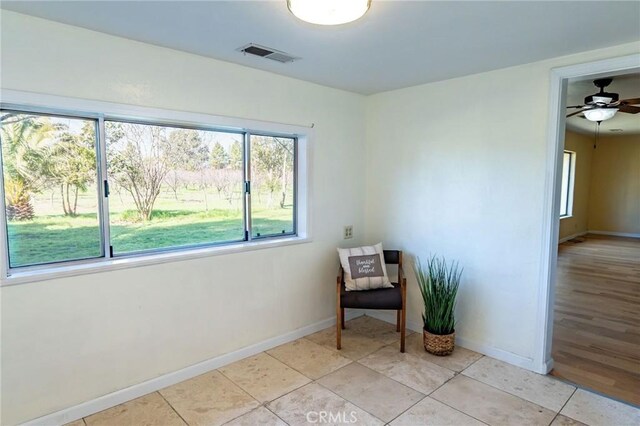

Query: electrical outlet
344;225;353;239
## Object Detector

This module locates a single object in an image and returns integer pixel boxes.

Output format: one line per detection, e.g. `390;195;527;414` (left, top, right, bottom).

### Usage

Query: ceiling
1;1;640;95
566;73;640;135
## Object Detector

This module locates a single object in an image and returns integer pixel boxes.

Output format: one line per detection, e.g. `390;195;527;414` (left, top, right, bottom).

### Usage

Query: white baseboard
558;230;640;244
587;230;640;239
454;336;537;372
558;231;588;243
21;311;363;426
364;310;537;372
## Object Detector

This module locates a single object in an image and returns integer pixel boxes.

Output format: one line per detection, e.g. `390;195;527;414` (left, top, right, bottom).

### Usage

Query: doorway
537;54;640;404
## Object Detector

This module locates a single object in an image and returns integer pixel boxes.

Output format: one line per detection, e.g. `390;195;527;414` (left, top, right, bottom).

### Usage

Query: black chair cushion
340;282;402;310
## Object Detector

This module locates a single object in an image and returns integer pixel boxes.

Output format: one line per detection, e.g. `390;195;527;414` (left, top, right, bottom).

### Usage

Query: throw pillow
337;243;393;291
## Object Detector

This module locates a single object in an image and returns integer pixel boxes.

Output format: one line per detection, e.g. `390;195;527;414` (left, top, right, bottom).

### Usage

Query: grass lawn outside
6;186;294;268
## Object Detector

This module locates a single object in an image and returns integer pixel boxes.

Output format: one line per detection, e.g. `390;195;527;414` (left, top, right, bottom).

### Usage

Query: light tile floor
68;316;639;426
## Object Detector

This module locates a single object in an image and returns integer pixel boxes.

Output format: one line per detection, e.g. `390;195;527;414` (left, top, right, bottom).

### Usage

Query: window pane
1;111;102;267
559;151;571;216
250;135;295;237
105;121;244;254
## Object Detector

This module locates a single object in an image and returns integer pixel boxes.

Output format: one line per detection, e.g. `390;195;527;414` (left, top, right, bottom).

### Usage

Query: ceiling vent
238;43;299;63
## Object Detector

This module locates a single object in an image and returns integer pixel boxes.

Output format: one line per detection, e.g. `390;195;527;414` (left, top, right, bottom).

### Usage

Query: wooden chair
336;250;407;352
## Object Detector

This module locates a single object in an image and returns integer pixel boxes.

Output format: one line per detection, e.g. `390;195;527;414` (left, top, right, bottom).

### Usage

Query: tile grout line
237;349;379;425
265;339;353;381
215;365;282;411
384;359;491;426
443;375;562;421
459;357;580;414
300;317;411;423
426;394;490;426
342;361;438;423
261;350;316;380
218;324;388;423
220;405;291;426
459;353;486;373
312;380;388;425
353;340;465;393
262;403;292;426
233;351;318;417
552;373;639;410
547;387;579;426
383;394;429;425
157;391;190;426
426;364;489;425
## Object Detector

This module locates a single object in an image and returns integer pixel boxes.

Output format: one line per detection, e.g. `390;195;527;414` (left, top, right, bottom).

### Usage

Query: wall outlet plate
344;225;353;239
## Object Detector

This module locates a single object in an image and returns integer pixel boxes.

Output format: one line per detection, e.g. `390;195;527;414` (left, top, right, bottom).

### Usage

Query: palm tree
0;113;52;220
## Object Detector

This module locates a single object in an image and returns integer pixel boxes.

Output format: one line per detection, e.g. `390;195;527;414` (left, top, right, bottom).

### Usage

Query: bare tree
164;170;182;201
251;136;293;208
164;129;209;208
107;123;170;221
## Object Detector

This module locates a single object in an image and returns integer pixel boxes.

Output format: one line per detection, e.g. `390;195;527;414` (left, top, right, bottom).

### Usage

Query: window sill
1;236;311;287
559;215;573;220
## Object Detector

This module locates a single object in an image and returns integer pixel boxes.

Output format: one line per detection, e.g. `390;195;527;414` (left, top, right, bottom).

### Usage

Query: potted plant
415;256;462;356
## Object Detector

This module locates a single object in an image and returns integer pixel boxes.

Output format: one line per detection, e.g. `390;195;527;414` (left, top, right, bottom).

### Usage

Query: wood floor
551;234;640;406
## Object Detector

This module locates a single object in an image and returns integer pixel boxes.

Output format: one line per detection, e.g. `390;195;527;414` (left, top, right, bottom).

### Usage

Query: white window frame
559;150;576;219
0;90;312;285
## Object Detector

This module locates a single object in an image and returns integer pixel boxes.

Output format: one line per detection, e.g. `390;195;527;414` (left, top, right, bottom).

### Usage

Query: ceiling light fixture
287;0;371;25
583;107;618;122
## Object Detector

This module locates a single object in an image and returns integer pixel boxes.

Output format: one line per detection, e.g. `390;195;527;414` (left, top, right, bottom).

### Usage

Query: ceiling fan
566;78;640;122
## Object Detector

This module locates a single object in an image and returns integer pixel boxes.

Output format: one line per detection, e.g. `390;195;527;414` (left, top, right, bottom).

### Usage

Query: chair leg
400;308;406;353
341;308;346;329
396;310;401;332
336;306;342;350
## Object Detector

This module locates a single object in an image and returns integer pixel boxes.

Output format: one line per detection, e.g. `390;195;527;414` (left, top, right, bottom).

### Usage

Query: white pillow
337;243;393;291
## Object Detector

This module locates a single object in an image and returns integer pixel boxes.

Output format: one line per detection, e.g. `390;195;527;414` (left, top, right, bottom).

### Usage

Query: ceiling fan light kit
566;77;640;121
287;0;371;25
583;107;618;122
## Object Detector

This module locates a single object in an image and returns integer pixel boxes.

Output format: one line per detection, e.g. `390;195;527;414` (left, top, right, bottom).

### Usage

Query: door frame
535;53;640;374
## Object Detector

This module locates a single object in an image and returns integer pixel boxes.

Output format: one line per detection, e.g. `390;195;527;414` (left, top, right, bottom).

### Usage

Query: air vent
238;43;299;64
609;128;624;132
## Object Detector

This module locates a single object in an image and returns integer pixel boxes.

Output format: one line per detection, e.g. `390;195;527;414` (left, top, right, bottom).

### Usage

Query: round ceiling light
287;0;371;25
583;107;618;122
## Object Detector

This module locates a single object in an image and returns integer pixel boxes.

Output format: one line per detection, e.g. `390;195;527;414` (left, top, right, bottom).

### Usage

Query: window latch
104;180;110;197
245;181;251;194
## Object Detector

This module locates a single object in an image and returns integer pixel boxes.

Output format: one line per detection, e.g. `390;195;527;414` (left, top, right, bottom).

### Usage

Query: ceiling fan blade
618;104;640;114
619;97;640;106
566;105;585;109
566;110;585;118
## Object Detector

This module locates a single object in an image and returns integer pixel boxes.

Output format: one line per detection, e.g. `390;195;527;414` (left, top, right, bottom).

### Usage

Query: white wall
0;12;367;425
588;134;640;235
364;42;640;368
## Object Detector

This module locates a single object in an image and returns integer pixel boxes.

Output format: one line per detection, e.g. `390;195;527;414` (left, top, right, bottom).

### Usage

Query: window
105;121;246;255
249;135;296;238
1;111;102;268
1;104;302;276
559;150;575;218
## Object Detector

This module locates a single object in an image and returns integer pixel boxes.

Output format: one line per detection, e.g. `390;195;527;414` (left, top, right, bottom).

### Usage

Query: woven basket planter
423;329;455;356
